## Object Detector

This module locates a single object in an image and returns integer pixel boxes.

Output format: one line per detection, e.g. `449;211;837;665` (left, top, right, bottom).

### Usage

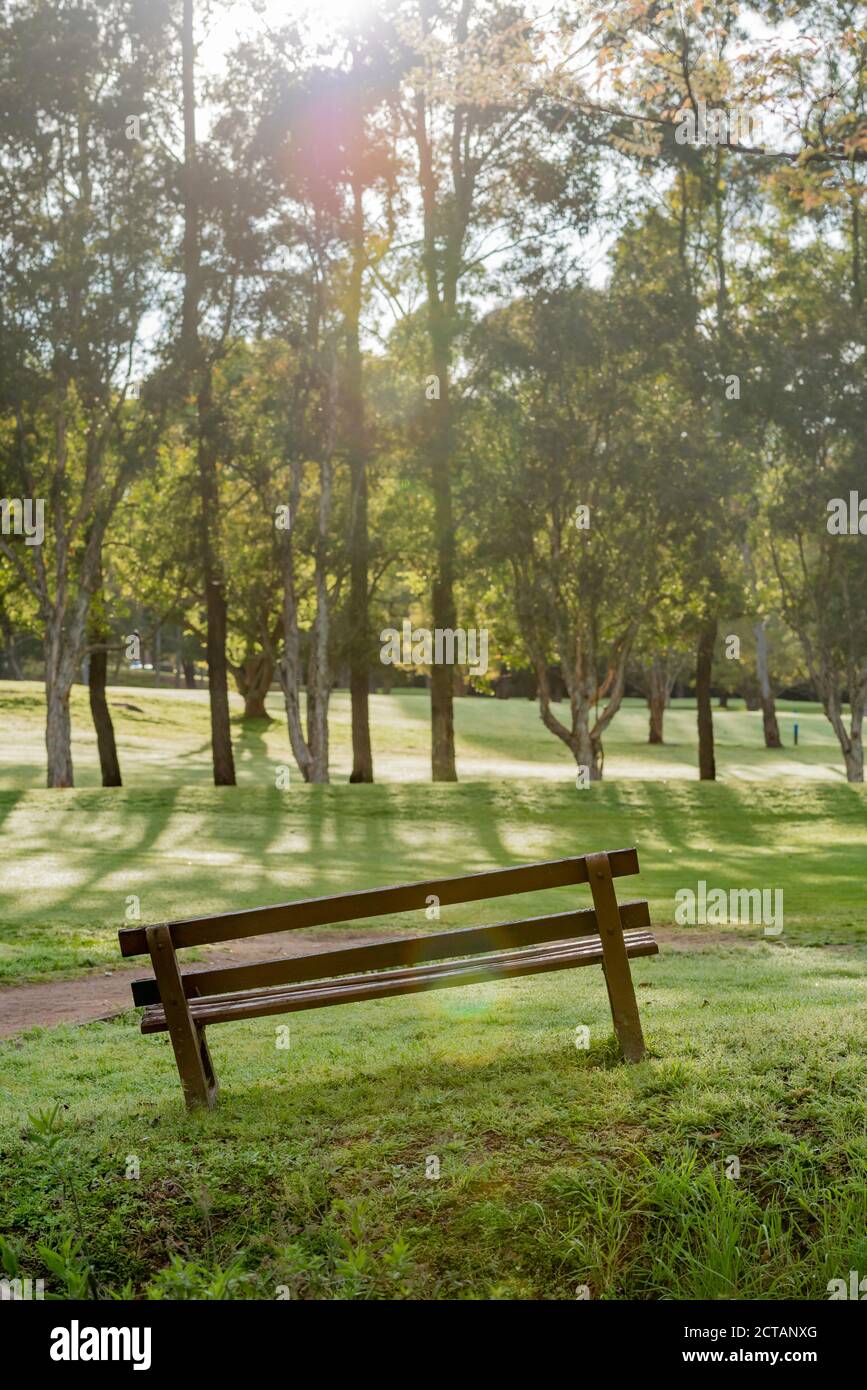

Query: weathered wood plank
145;925;217;1109
141;929;659;1033
130;898;651;1006
119;848;640;957
586;851;648;1063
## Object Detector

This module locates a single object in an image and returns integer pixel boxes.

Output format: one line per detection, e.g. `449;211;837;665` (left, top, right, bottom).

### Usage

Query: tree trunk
843;737;864;781
306;588;331;783
275;446;331;785
198;368;236;785
647;656;668;744
44;616;76;788
87;589;122;786
834;698;864;781
844;728;861;783
181;3;234;786
346;178;374;783
531;642;629;783
3;642;23;680
232;653;274;721
754;618;782;748
415;74;459;783
573;711;603;780
277;513;314;783
0;606;23;679
648;694;665;743
822;685;865;783
696;617;717;781
304;384;335;784
429;336;457;781
278;637;312;782
46;684;74;787
88;643;122;786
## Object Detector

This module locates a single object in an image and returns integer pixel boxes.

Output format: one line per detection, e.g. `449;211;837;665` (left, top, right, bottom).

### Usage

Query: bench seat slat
119;848;640;957
130;898;652;1007
140;929;659;1033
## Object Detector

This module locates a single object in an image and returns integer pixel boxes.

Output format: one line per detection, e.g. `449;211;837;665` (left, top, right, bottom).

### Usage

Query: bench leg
197;1024;219;1105
586;852;646;1063
146;925;218;1109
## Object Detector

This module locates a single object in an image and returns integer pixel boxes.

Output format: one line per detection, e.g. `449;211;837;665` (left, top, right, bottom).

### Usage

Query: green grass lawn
0;679;856;788
1;680;865;1300
2;944;865;1299
1;779;865;982
1;679;865;982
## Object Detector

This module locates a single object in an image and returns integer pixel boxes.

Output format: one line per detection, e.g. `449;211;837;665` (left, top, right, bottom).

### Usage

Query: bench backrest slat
130;897;651;1006
118;848;639;958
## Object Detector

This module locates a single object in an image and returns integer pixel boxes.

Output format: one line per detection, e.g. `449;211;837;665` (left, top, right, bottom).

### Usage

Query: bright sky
198;0;376;72
158;0;817;357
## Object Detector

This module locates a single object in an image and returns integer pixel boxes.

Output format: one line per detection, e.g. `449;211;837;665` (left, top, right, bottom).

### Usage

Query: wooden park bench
118;847;657;1109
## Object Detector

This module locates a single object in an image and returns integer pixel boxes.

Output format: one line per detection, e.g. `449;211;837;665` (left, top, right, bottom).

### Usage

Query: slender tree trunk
44;615;76;788
428;330;457;781
822;685;865;783
0;606;23;679
87;587;121;786
275;458;315;783
304;368;336;784
346;178;374;783
844;738;864;781
278;568;314;783
648;656;667;744
88;644;122;786
182;658;196;689
415;74;458;782
4;642;23;680
181;0;234;786
754;618;782;748
198;369;236;784
696;617;717;781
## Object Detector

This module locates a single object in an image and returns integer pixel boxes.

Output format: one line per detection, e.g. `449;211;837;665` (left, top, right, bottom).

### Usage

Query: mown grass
1;681;864;1301
0;779;865;982
0;679;856;789
2;944;865;1299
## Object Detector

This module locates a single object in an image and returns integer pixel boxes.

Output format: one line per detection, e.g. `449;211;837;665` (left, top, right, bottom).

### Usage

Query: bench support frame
146;925;218;1109
129;849;654;1108
587;852;646;1062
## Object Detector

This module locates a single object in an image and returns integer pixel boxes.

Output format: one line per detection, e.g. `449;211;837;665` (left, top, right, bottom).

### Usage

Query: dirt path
0;926;756;1039
0;929;411;1039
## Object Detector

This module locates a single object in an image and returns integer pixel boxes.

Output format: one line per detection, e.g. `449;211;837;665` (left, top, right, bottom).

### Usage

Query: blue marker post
793;720;799;747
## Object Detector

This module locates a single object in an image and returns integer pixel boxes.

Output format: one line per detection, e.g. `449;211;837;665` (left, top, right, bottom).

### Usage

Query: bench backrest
121;848;644;1007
